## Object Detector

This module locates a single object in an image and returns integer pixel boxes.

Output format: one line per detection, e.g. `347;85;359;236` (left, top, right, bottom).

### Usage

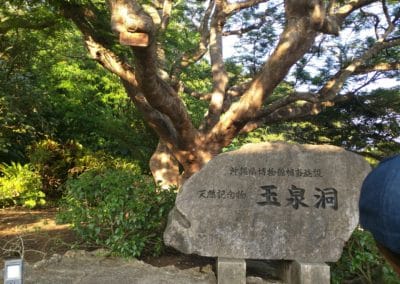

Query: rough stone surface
164;142;371;262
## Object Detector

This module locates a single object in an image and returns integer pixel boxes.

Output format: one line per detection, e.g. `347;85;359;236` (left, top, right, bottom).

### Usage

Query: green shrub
331;228;399;284
0;162;45;208
58;168;176;257
71;150;142;176
29;139;83;199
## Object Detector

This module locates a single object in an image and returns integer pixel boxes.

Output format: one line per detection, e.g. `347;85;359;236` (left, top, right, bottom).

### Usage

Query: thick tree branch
56;0;398;180
106;0;199;150
201;0;229;131
62;0;179;147
268;93;353;123
247;21;400;133
315;0;378;35
318;3;400;97
122;80;179;147
241;93;355;133
133;44;198;149
239;91;320;133
238;13;400;134
263;92;320;114
62;0;197;153
124;79;209;178
85;36;138;85
354;61;400;74
170;0;215;89
224;0;269;16
208;2;318;146
180;0;214;68
319;37;400;100
186;81;249;104
335;0;377;19
191;91;213;101
223;21;264;36
60;2;138;85
161;0;172;31
206;0;383;146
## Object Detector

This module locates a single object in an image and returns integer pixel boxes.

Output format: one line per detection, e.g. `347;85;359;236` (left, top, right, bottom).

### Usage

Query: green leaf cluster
228;3;281;76
1;1;157;171
162;0;204;67
28;139;84;199
331;228;399;284
271;88;400;161
58;168;176;257
0;162;45;208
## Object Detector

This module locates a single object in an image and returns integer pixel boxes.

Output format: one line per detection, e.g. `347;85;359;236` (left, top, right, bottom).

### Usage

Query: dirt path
0;207;213;268
0;207;77;267
0;207;281;284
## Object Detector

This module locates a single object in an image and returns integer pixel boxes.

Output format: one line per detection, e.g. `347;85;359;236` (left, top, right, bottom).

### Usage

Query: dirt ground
0;207;214;269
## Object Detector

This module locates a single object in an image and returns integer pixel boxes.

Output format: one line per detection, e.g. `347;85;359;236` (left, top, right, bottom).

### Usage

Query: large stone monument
164;142;371;283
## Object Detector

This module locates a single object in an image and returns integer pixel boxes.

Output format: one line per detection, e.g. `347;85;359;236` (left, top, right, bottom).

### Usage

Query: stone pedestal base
282;260;330;284
217;258;246;284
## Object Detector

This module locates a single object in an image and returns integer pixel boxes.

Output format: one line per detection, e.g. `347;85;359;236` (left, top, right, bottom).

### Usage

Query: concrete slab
217;258;246;284
281;260;330;284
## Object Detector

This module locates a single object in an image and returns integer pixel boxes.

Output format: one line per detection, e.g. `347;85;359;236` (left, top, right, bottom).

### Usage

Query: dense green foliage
264;89;400;164
332;229;399;284
58;166;176;257
28;139;83;199
0;1;157;207
0;162;45;208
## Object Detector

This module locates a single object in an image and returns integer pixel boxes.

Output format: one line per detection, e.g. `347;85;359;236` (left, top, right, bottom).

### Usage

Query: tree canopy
1;0;399;186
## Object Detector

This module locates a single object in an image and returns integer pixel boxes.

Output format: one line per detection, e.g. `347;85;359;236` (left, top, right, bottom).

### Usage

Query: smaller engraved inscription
229;166;323;177
198;189;246;200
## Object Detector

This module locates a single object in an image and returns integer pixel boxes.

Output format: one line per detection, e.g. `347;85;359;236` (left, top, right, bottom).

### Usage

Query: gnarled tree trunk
58;0;399;187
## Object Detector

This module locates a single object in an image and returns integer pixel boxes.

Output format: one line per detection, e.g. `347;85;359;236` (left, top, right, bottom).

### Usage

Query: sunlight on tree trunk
150;141;181;189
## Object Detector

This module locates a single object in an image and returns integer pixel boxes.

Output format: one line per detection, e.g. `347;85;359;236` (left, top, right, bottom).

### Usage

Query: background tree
2;0;400;187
